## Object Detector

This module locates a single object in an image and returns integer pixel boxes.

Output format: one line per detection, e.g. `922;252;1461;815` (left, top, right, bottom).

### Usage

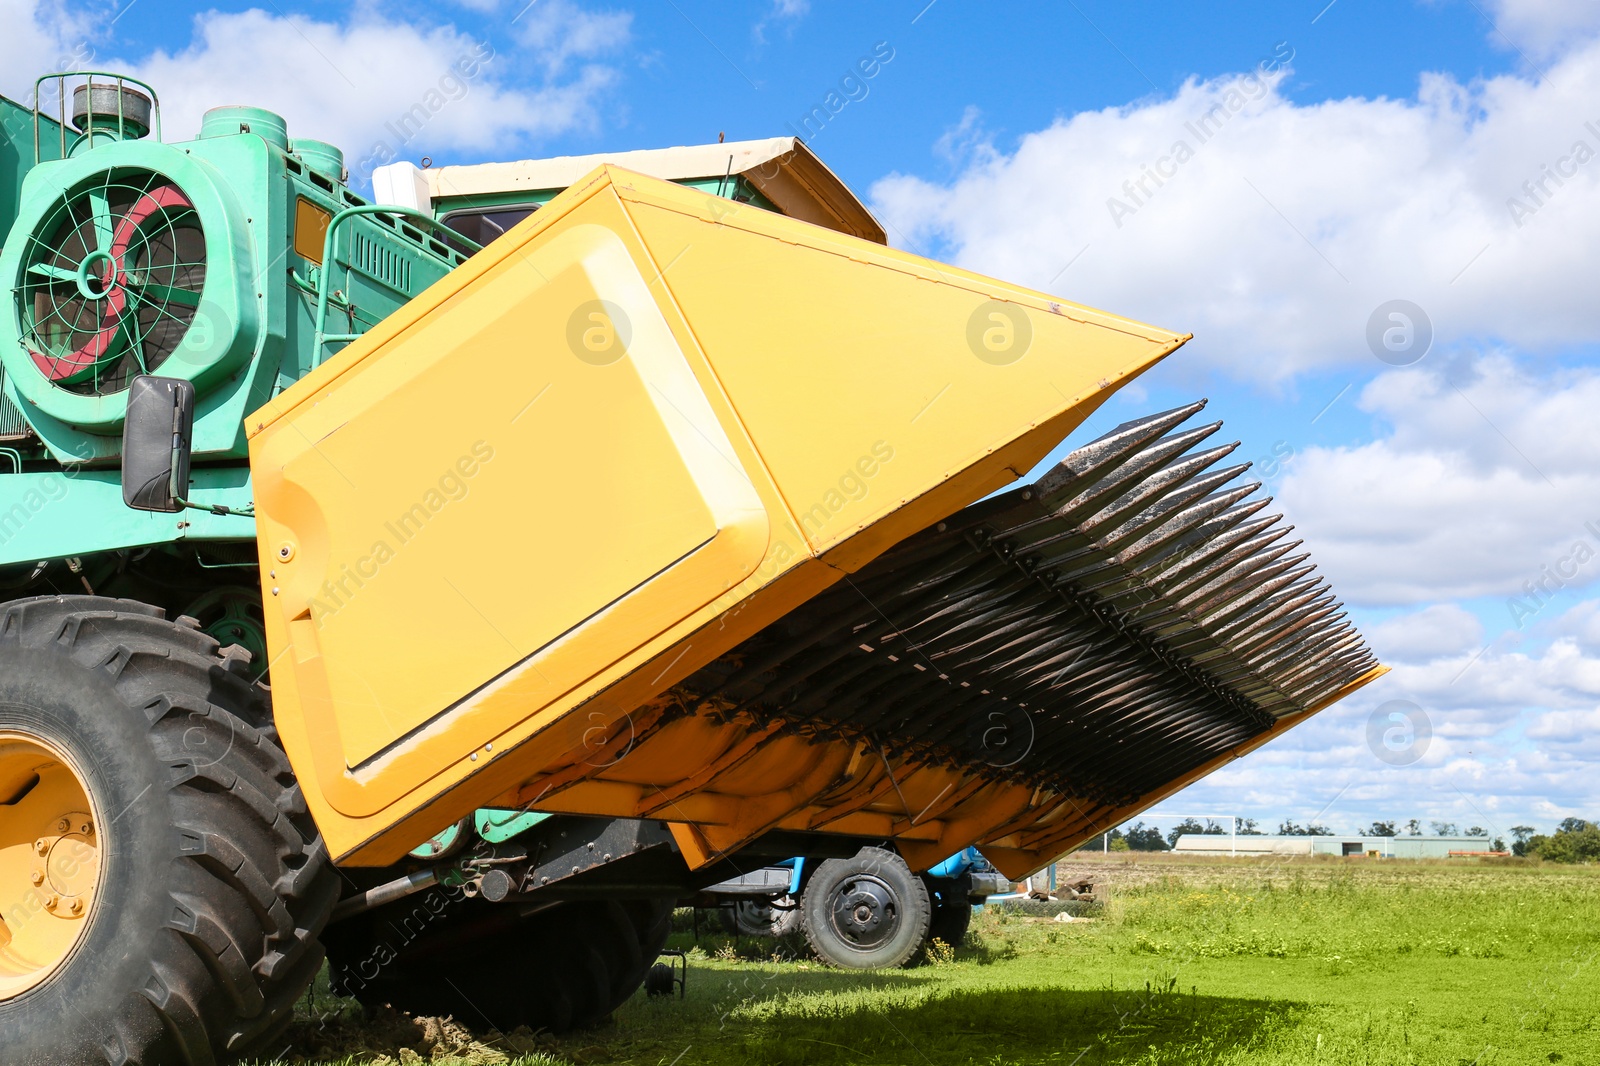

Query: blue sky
10;0;1600;840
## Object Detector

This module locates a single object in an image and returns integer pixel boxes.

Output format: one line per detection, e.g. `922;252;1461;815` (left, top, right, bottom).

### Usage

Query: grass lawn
264;855;1600;1066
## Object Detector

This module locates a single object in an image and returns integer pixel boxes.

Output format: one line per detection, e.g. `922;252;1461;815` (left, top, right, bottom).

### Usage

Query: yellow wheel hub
0;731;103;1001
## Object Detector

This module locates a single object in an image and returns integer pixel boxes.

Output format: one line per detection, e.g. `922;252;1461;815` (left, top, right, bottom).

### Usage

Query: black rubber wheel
644;962;676;997
923;873;973;949
801;847;929;969
326;894;673;1032
0;596;337;1065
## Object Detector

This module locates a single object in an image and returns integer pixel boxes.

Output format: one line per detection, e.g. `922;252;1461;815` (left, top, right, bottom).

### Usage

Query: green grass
262;856;1600;1065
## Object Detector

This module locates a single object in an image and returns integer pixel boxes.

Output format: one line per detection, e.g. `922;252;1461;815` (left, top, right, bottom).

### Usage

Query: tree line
1081;817;1600;860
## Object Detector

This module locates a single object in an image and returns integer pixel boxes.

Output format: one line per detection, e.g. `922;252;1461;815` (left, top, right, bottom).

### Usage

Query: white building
1171;834;1504;858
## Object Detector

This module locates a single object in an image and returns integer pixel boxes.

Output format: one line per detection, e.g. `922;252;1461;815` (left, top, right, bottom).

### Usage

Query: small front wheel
801;847;929;969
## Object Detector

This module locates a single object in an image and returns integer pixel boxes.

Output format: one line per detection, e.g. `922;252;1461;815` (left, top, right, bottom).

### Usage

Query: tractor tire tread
0;596;337;1066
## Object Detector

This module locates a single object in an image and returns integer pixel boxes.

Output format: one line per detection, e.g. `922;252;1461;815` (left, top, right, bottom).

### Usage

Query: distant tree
1465;826;1488;837
1279;820;1335;836
1360;821;1397;837
1510;825;1537;857
1083;828;1131;851
1491;837;1506;853
1202;819;1227;835
1430;821;1458;836
1527;821;1600;864
1109;836;1131;852
1122;821;1169;851
1405;818;1423;836
1167;818;1205;847
1238;818;1263;835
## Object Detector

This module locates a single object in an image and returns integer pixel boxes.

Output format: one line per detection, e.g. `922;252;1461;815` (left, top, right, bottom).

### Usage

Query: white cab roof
374;136;885;245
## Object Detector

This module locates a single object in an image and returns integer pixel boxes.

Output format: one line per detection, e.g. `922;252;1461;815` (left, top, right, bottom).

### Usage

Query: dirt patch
278;1008;559;1064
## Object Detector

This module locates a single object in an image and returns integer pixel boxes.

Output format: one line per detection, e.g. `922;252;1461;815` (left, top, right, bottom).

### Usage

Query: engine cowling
0;139;258;440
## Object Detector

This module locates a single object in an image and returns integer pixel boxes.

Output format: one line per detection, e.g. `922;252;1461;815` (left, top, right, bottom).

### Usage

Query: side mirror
122;375;195;513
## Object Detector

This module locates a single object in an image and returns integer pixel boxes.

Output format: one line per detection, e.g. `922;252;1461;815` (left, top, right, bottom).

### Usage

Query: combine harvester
0;73;1382;1064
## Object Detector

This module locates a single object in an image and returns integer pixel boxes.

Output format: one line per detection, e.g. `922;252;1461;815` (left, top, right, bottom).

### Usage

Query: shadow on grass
614;971;1301;1066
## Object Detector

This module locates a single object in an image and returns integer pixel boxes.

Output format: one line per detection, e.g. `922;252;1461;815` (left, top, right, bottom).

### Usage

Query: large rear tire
801;846;929;970
0;596;337;1065
326;894;673;1033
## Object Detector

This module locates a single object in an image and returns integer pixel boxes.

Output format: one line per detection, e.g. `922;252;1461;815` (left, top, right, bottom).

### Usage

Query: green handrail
311;205;480;367
33;71;163;163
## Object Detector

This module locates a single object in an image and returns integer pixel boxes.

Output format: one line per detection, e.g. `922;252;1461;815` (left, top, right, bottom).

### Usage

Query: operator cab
372;136;886;254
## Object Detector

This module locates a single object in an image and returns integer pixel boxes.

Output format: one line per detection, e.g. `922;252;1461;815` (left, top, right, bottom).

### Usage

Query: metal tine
1176;589;1333;677
1247;629;1364;696
1129;494;1272;606
1192;565;1317;635
1181;550;1309;620
1157;527;1299;604
1024;464;1257;590
917;593;1068;660
1275;634;1369;688
1122;545;1295;637
1200;575;1329;651
1019;652;1146;709
709;600;886;697
1234;606;1349;668
932;611;1102;677
1280;653;1369;701
1036;505;1270;612
667;396;1379;806
934;620;1113;697
1100;697;1257;764
1096;475;1260;569
1113;530;1299;625
1243;628;1359;694
834;661;989;737
1221;592;1341;659
1105;512;1284;615
1130;498;1275;582
1061;691;1254;775
908;593;1093;674
1292;671;1369;713
1080;448;1247;541
1025;441;1242;563
1226;618;1351;689
1199;584;1341;673
1045;422;1225;530
1110;486;1265;575
1032;400;1209;503
1273;646;1369;702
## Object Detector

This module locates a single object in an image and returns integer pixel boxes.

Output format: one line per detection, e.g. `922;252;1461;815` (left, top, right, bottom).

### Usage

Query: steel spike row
670;401;1376;809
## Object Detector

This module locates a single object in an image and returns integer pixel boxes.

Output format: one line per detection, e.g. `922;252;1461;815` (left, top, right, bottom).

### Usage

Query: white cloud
1167;599;1600;834
0;0;104;104
871;38;1600;383
1276;354;1600;608
1489;0;1600;58
1369;604;1483;660
516;0;631;76
754;0;809;44
114;6;628;178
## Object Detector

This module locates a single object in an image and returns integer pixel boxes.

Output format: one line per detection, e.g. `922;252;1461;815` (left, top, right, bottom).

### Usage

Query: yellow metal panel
293;197;331;265
607;176;1185;565
249;165;1187;863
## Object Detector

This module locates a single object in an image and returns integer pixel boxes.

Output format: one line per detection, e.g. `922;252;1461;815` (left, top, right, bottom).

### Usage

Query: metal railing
311;205;480;367
32;72;163;162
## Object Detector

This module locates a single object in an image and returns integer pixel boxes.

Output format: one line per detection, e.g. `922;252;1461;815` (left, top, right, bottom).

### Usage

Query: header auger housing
0;74;1382;1065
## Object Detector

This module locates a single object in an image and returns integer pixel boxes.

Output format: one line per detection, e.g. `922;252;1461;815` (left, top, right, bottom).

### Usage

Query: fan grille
17;170;205;397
